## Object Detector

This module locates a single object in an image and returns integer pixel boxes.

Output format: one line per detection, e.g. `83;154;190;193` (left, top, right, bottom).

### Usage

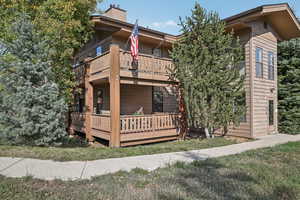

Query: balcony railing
75;49;175;82
120;51;174;79
120;113;179;134
89;51;111;75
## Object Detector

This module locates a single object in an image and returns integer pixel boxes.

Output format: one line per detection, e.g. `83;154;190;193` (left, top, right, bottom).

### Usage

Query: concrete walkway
0;134;299;181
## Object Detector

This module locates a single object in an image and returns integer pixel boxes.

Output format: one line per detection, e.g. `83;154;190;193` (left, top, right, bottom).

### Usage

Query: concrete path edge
0;134;299;181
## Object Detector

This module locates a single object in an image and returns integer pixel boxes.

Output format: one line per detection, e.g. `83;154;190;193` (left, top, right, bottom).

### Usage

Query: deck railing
120;113;179;134
91;114;111;132
120;51;174;76
71;112;85;128
89;51;111;75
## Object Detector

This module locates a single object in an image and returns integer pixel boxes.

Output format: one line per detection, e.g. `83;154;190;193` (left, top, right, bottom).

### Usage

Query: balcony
80;47;175;83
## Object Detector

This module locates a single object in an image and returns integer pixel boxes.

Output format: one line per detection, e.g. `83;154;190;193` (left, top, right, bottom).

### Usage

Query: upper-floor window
96;46;102;56
152;48;162;57
256;47;263;78
268;52;275;80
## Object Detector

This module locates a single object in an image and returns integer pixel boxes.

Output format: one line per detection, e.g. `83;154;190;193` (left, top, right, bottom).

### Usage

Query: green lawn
0;142;299;200
0;137;238;161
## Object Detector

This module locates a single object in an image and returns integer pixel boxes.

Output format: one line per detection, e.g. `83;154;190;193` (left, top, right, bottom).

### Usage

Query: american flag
130;20;139;60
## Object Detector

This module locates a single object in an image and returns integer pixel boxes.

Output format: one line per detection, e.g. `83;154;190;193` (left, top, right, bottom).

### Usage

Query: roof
93;3;300;41
91;15;177;37
223;3;300;40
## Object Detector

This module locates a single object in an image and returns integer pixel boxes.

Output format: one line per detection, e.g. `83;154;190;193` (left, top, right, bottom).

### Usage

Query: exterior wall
227;28;252;138
112;36;170;58
120;84;153;115
250;21;278;137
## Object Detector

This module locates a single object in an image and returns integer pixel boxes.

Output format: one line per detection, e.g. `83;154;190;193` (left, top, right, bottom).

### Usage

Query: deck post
84;58;94;142
109;44;121;147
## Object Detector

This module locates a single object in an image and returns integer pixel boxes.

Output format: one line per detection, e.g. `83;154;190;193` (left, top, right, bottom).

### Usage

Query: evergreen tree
170;3;245;138
0;16;68;146
278;39;300;135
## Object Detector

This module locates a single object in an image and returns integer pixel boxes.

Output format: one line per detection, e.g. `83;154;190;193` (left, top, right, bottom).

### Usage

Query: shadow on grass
155;159;298;200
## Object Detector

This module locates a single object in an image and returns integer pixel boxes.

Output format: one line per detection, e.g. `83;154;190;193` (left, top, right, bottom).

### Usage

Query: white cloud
151;20;178;28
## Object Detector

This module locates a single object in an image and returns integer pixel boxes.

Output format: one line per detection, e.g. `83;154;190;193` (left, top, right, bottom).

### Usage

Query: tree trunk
178;87;188;140
205;128;210;138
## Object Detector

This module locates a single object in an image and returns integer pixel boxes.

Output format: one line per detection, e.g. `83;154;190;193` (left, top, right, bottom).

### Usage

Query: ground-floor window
152;87;164;113
269;100;274;125
95;89;104;114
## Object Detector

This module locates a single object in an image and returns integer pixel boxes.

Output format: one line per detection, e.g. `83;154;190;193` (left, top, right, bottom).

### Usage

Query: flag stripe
130;20;139;60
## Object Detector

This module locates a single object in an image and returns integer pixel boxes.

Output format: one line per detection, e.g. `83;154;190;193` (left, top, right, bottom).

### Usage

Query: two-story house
70;3;300;147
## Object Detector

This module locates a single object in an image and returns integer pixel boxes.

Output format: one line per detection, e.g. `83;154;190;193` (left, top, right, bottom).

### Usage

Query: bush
61;136;89;148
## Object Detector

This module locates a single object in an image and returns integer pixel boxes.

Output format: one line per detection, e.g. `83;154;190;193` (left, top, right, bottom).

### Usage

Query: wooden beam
109;45;121;147
84;66;94;142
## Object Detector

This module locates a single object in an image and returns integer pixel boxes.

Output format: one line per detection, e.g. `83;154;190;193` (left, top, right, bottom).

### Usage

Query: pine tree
278;39;300;135
170;3;245;138
0;16;68;146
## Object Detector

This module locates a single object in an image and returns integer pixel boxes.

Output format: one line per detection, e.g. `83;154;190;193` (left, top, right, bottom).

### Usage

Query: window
152;48;162;57
96;89;104;114
256;47;263;78
96;46;102;56
152;87;163;113
268;52;275;80
269;100;274;125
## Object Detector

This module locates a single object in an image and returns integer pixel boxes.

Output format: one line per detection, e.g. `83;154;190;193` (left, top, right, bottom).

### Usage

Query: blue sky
98;0;300;35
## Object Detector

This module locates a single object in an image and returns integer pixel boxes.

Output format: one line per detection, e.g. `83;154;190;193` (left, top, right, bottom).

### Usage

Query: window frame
255;47;263;78
268;52;275;80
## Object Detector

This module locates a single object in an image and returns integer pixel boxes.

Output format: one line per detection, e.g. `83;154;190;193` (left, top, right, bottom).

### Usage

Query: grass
0;141;299;200
0;137;238;161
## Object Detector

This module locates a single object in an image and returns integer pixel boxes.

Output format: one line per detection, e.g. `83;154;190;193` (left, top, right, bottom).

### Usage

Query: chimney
104;4;127;22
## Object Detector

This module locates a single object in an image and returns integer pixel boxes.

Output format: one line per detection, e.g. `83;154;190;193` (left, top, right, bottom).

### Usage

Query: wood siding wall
92;84;178;115
225;29;252;138
250;21;278;137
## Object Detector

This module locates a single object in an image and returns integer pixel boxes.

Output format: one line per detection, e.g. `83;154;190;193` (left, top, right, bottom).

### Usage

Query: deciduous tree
0;0;102;102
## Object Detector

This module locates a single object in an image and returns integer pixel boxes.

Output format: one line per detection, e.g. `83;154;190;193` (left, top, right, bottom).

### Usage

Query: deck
71;113;180;147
